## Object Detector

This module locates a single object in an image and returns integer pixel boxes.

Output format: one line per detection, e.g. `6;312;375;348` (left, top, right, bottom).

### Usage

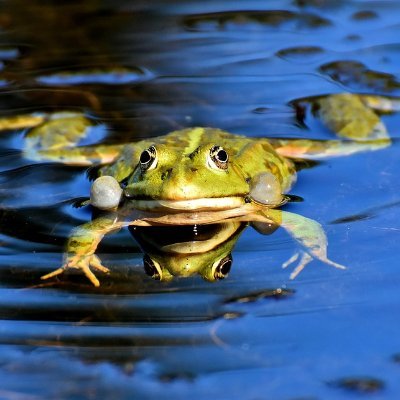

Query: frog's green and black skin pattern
5;93;398;286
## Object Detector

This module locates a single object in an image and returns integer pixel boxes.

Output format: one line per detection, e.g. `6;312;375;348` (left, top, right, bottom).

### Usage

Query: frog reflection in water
7;93;399;286
130;222;251;282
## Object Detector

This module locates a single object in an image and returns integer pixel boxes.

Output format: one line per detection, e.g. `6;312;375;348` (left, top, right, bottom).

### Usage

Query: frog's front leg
264;209;345;279
41;214;125;286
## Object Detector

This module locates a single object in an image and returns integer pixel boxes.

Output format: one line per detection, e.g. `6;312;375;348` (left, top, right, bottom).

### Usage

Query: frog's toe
321;258;346;271
41;266;66;281
89;254;110;273
79;263;101;287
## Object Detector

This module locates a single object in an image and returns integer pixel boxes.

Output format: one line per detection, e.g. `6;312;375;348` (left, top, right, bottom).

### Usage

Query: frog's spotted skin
3;93;398;286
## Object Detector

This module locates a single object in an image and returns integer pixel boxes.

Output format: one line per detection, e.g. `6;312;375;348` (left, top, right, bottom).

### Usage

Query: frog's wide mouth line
128;196;245;211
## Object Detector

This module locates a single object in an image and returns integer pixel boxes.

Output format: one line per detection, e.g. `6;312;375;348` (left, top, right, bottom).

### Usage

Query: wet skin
5;93;398;286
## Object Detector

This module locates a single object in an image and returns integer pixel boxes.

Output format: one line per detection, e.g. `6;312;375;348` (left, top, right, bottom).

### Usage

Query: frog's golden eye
213;254;232;280
208;145;229;170
143;254;162;280
139;145;157;172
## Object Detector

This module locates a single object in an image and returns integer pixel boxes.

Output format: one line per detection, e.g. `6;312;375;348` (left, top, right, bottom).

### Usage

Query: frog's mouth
126;196;245;211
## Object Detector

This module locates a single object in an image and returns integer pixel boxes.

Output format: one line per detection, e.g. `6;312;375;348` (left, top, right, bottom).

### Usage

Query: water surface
0;1;400;399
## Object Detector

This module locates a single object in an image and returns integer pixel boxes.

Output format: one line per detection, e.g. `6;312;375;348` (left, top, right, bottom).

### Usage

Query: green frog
5;93;398;286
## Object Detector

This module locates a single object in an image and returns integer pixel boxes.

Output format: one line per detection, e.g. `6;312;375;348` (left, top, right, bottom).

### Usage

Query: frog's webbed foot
41;254;109;287
282;250;345;279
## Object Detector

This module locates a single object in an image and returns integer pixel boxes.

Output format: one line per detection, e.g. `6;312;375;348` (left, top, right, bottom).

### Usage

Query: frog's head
124;141;250;211
90;127;288;211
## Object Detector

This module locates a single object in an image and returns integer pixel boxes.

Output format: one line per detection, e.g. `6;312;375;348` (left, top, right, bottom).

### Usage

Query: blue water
0;1;400;399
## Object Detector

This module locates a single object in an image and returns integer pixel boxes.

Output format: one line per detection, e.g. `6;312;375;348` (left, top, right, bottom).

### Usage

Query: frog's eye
212;254;232;280
143;254;162;280
139;145;157;172
208;145;228;170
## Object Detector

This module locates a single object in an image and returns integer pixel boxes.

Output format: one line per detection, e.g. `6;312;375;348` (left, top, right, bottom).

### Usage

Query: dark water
0;1;400;399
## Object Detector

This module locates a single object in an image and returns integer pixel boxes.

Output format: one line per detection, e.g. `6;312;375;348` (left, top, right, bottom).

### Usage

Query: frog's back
154;127;251;154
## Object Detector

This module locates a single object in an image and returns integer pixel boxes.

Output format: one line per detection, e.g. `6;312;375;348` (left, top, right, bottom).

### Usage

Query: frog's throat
128;196;245;211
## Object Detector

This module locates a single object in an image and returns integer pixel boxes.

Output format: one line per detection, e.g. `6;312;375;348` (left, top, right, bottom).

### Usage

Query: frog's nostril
190;167;198;172
161;168;173;180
